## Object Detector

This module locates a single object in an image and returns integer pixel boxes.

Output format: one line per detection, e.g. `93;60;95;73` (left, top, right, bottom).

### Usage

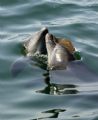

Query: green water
0;0;98;120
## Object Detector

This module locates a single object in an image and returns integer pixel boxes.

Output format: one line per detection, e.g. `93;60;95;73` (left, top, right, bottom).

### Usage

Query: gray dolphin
11;27;75;77
11;27;49;77
23;27;48;56
45;33;98;86
45;33;69;70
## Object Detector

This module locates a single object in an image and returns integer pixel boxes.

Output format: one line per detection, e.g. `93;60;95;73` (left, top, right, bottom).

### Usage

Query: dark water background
0;0;98;120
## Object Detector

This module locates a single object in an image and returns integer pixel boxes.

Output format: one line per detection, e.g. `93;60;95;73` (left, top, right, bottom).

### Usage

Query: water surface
0;0;98;120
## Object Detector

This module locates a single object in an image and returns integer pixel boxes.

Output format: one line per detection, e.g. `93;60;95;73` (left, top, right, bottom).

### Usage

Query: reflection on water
1;0;98;119
32;109;65;120
36;71;79;95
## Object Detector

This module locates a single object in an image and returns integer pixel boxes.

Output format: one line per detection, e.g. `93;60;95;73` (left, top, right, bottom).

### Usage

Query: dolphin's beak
46;33;69;70
24;27;48;56
45;33;56;67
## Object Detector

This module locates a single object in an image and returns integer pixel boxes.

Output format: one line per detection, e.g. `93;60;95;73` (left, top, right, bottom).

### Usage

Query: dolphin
11;27;76;76
23;27;48;56
11;27;49;77
45;33;76;70
45;33;69;70
45;33;98;86
11;27;98;87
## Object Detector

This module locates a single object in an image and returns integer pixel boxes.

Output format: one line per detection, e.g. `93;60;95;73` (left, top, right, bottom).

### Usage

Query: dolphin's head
45;33;69;70
24;27;49;56
49;44;69;70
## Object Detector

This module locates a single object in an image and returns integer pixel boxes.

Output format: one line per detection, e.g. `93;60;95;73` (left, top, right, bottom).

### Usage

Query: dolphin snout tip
45;33;53;41
41;27;48;32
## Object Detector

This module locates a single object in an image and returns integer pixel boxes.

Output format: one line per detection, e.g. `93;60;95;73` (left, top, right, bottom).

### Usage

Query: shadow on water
32;109;66;120
36;71;79;95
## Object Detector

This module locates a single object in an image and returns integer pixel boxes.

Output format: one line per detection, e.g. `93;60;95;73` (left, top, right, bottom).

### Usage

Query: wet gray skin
45;33;69;70
11;27;49;77
11;29;70;76
24;27;48;56
11;27;98;83
45;33;56;67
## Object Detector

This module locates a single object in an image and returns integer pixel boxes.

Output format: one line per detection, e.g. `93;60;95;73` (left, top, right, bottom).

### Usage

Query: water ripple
0;0;98;120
